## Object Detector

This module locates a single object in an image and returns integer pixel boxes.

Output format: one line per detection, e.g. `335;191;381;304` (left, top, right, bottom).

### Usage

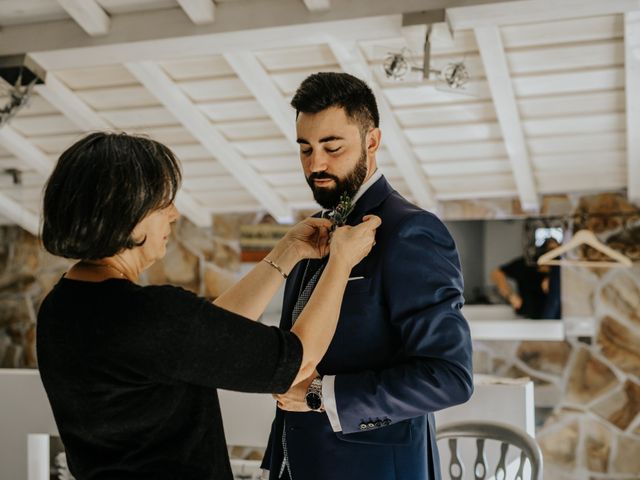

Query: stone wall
476;193;640;479
0;215;246;368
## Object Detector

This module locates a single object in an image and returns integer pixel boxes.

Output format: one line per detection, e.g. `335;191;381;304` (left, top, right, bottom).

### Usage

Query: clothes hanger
537;229;632;268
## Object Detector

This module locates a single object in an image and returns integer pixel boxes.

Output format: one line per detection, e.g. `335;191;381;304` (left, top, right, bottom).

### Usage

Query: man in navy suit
261;72;473;480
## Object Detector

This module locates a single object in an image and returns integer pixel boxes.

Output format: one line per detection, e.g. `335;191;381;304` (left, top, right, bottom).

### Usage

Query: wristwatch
305;376;323;411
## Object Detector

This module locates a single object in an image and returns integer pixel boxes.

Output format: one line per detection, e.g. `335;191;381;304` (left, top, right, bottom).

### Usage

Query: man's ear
367;128;381;154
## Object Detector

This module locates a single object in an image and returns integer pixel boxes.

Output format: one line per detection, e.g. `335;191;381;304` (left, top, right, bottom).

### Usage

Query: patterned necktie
280;258;327;479
291;259;326;325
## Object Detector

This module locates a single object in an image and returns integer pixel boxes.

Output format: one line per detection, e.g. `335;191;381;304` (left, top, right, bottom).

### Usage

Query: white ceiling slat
217;120;282;141
475;26;538;211
328;40;438;210
126;61;292;222
199;100;268;122
0;126;54;176
436;189;518;201
183;175;243;191
8;114;80;137
513;67;625;98
256;44;337;72
501;15;623;49
176;0;215;25
532;151;626;171
537;171;626;194
179;77;252;103
523;113;625;137
625;11;640;203
507;40;623;75
56;0;110;36
233;138;294;157
180;159;228;176
34;73;112;131
518;90;625;119
395;102;497;128
448;0;640;30
415;141;507;162
405;123;503;145
0;193;40;235
224;52;297;145
423;159;512;177
159;56;235;81
76;86;158;110
99;107;177;129
528;132;625;156
247;155;300;173
302;0;330;12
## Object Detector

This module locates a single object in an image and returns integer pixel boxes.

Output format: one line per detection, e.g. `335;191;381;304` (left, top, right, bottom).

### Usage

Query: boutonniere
328;192;355;230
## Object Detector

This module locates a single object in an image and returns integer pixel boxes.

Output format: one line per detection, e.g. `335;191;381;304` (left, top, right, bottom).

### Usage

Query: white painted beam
56;0;110;36
125;61;292;222
474;26;539;212
303;0;331;11
328;40;438;210
34;73;112;131
447;0;640;30
177;0;215;25
32;73;211;227
26;15;402;71
0;193;39;236
625;12;640;204
0;126;54;176
224;52;296;145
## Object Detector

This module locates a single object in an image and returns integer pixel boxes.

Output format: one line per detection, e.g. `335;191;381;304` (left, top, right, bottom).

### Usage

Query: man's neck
352;168;382;205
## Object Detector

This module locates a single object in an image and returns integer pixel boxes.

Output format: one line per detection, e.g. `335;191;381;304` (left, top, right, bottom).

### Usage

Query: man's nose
308;150;328;173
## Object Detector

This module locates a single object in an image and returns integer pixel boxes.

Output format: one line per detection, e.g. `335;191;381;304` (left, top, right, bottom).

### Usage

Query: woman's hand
284;217;333;262
329;215;381;270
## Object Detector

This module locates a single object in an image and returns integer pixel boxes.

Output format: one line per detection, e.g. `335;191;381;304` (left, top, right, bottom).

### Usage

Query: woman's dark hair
42;131;182;260
290;72;379;134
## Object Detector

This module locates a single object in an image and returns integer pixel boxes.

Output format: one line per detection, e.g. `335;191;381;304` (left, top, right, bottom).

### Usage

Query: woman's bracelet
263;258;288;279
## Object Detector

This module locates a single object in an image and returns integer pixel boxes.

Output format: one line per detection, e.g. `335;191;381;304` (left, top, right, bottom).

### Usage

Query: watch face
305;392;322;411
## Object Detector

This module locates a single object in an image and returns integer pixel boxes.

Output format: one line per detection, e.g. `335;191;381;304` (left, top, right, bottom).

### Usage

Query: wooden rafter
474;26;539;211
56;0;110;36
125;61;292;221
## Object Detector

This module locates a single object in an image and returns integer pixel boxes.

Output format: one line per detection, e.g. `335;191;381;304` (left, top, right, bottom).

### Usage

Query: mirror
445;219;562;320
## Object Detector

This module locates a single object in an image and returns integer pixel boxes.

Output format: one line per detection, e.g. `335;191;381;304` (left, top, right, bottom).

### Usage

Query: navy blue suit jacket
262;176;473;480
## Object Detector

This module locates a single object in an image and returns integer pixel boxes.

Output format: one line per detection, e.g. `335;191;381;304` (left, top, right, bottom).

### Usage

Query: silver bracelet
263;258;288;279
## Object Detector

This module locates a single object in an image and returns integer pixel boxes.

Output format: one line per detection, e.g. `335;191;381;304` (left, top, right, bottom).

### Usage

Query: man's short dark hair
42;131;182;260
291;72;379;133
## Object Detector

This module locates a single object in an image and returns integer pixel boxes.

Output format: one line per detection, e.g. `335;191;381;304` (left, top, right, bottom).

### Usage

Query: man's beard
306;148;368;210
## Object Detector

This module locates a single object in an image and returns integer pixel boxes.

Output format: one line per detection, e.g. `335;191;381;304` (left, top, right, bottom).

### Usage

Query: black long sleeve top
37;277;302;480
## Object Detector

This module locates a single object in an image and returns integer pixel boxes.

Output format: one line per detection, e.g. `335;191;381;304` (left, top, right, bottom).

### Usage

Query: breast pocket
344;277;372;295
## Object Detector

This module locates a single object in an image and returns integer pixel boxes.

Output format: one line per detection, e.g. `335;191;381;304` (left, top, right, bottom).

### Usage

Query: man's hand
274;370;320;412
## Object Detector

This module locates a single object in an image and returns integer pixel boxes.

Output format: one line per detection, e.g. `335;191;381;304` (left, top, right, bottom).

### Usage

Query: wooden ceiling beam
474;26;539;211
224;52;296;145
55;0;110;36
126;61;292;222
177;0;216;25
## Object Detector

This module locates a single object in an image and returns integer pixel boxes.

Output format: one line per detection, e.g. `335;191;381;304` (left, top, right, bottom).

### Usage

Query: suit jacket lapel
346;175;394;226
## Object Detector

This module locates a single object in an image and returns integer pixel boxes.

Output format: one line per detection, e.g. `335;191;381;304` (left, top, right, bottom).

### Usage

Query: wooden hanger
537;229;632;268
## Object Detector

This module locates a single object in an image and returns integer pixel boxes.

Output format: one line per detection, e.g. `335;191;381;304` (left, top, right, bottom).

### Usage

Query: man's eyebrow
296;136;345;144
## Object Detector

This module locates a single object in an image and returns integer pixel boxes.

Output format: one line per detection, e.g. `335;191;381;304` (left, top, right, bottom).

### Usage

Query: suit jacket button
383;419;391;426
375;421;382;427
368;422;375;428
360;423;367;430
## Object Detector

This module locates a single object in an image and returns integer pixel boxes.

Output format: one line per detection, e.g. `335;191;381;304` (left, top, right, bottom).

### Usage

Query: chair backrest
436;421;543;480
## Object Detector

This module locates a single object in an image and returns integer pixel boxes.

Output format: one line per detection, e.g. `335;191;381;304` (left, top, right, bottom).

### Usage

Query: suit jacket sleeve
333;211;474;434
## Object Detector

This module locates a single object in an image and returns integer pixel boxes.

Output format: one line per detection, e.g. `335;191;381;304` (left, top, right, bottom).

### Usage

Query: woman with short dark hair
37;131;380;480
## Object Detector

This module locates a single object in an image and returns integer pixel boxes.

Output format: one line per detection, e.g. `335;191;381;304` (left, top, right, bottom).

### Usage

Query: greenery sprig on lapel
328;192;355;231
